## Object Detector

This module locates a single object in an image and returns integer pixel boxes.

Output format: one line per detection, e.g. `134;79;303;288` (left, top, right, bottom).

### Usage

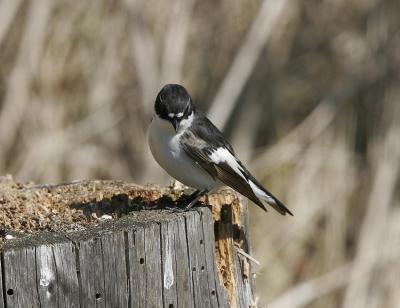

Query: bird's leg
164;189;209;213
184;189;208;209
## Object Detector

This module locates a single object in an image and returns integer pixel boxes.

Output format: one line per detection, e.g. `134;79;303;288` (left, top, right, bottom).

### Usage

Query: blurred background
0;0;399;307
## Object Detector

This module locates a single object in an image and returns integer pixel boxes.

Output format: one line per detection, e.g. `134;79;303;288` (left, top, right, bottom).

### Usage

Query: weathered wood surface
0;179;256;308
206;193;255;308
0;207;235;308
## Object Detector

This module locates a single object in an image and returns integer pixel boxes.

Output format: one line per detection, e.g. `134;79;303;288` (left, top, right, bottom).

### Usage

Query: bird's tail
248;180;293;216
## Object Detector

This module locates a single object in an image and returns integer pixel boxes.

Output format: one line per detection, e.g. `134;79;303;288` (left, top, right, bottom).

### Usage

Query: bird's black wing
188;110;235;153
180;129;269;212
180;111;293;215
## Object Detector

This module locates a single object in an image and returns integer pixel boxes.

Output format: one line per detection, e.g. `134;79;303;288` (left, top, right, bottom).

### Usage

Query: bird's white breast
148;115;216;190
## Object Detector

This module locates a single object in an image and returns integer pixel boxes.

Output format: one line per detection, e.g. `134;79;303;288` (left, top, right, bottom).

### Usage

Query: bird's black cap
154;84;194;121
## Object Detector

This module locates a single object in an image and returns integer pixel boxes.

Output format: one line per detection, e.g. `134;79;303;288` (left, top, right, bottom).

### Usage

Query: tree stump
0;178;254;307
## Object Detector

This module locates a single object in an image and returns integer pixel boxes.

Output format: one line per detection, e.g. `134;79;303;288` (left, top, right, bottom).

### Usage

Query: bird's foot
163;189;209;213
164;205;197;213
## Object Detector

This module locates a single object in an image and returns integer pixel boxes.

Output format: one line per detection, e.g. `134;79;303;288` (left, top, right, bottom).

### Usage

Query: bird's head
154;84;194;132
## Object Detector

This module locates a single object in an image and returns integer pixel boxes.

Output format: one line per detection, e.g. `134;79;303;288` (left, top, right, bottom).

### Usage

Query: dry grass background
0;0;399;307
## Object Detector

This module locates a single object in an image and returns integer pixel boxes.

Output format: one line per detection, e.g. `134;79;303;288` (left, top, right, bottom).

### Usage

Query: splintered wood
0;179;253;307
207;191;254;308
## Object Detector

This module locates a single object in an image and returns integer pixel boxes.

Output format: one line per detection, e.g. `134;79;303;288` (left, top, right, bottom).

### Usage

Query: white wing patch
209;147;277;206
209;147;247;180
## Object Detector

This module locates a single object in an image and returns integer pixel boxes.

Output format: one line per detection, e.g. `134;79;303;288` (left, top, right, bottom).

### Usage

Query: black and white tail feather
243;169;293;215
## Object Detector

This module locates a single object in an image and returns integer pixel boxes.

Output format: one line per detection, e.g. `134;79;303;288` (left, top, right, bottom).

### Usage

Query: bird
148;84;293;216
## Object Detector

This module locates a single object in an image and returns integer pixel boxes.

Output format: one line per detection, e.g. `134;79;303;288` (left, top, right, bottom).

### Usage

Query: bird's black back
190;109;234;154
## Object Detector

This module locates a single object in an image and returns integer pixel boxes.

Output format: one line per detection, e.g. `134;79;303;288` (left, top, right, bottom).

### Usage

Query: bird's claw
164;205;197;213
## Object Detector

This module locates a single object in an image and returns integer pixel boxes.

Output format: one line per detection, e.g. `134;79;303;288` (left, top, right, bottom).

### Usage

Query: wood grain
0;186;252;307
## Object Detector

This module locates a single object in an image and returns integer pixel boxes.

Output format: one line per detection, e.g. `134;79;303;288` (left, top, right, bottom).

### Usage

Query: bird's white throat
177;111;194;132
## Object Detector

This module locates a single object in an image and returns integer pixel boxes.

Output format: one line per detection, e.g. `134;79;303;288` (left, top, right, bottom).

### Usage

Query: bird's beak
172;118;179;131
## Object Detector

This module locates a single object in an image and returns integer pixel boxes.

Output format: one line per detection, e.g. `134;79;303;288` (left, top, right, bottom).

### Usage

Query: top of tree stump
0;175;254;307
0;176;167;236
0;175;243;243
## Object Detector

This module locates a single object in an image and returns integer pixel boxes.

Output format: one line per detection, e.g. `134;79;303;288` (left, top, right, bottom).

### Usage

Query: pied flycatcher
148;84;292;215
